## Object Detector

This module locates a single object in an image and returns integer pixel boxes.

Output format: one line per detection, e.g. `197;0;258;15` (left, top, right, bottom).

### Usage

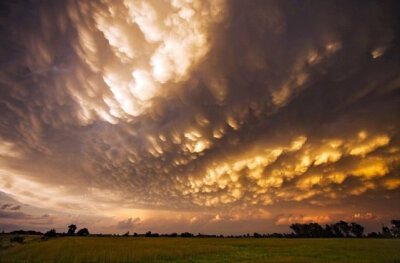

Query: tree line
5;219;400;240
269;220;400;238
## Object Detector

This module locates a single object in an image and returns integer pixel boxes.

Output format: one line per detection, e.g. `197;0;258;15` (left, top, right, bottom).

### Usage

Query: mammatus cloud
0;0;400;233
179;131;399;208
66;0;226;122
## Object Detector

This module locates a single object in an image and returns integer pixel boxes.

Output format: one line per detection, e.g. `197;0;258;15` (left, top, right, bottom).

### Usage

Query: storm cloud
0;0;399;233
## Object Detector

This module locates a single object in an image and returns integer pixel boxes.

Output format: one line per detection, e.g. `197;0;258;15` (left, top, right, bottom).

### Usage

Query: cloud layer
0;0;400;233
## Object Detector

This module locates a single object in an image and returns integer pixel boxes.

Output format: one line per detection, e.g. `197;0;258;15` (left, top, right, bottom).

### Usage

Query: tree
307;223;326;237
290;223;325;237
180;232;194;237
390;220;400;238
350;222;364;237
331;223;344;237
290;223;305;237
44;229;57;238
253;232;262;238
10;230;42;235
367;232;379;238
67;224;77;236
324;224;334;237
77;228;89;236
331;221;351;237
382;226;392;238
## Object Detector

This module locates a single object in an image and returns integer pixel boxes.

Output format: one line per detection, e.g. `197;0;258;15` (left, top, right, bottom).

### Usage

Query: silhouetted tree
77;228;89;236
180;232;194;237
382;226;392;238
336;221;351;237
67;224;77;236
44;229;57;238
269;233;284;238
290;221;366;238
390;220;400;238
290;223;305;237
253;232;262;238
331;223;344;237
367;232;379;238
10;230;42;235
350;222;364;237
324;224;334;237
307;223;326;237
122;231;129;237
290;223;325;237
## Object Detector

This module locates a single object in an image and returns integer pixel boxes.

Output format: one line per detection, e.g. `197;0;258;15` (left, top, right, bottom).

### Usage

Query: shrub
77;228;89;236
180;232;194;237
42;229;57;239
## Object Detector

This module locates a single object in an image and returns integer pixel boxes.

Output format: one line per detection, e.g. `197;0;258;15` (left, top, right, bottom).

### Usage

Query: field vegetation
1;236;400;263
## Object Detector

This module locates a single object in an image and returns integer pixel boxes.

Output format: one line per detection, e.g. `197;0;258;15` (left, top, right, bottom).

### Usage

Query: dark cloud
0;210;29;219
1;204;11;210
0;203;21;211
117;217;141;229
10;205;21;211
0;0;399;233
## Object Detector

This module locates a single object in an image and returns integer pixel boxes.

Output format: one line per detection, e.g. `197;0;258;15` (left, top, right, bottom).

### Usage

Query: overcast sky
0;0;400;234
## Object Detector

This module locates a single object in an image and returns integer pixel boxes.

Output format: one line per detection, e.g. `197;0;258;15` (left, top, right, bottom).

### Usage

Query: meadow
1;236;400;263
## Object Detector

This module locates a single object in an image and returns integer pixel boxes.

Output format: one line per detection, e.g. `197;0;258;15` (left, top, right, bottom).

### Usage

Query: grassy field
1;236;400;263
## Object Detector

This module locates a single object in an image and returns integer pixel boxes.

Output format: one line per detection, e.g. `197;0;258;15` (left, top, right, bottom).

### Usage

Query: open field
1;236;400;263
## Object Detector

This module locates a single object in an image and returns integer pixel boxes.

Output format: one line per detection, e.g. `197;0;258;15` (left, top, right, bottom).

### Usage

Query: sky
0;0;400;235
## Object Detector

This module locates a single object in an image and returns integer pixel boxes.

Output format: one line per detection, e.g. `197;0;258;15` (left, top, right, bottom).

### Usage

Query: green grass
0;235;42;249
1;236;399;263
